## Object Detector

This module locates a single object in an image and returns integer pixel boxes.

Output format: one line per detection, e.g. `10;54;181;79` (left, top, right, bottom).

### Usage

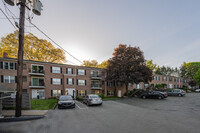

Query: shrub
76;96;83;101
98;94;104;99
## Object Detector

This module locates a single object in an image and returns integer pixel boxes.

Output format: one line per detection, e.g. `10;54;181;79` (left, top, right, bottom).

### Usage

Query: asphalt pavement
0;93;200;133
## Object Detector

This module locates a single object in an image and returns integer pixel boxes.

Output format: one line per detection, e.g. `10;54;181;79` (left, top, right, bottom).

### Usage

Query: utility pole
3;0;43;117
15;0;26;117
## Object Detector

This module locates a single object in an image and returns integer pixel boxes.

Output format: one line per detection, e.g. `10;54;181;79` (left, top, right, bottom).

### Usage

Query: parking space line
75;101;88;109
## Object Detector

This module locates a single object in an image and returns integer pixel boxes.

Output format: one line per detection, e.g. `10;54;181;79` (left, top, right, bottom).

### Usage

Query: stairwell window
66;68;73;74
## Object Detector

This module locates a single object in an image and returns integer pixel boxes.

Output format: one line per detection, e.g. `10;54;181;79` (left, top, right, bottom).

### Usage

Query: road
0;93;200;133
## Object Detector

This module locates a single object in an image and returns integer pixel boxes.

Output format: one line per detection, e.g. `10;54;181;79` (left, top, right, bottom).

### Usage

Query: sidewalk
2;110;48;116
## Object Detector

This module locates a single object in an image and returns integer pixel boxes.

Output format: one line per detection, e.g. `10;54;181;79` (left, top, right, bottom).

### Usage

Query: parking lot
0;93;200;133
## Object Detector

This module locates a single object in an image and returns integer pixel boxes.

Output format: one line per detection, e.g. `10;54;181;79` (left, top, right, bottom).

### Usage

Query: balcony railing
91;84;102;89
29;82;45;88
91;74;102;79
29;69;45;76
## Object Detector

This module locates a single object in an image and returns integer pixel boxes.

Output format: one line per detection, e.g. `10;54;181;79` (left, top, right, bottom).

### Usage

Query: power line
0;8;17;29
1;0;82;65
28;20;83;64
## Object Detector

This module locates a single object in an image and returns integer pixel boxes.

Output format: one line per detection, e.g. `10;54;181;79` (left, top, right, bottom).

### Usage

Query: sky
0;0;200;67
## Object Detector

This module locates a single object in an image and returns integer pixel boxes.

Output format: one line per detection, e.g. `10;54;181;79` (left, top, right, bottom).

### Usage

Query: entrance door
32;89;45;99
118;90;122;97
65;88;75;98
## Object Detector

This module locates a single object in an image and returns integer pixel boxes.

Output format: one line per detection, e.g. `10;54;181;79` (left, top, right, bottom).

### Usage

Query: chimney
3;52;8;58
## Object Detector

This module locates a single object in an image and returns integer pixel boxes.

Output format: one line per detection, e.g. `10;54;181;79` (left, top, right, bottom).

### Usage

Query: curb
0;115;44;122
53;103;58;110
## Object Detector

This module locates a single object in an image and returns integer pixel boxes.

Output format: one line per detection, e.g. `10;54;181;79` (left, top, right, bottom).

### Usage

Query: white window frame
4;76;15;83
68;78;73;85
67;68;72;74
78;90;85;96
78;69;85;75
107;90;114;96
52;78;61;85
78;80;85;86
52;67;61;73
53;90;61;96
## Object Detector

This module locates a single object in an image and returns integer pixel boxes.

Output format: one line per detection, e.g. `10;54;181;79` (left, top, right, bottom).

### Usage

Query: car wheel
142;95;146;99
178;94;182;97
158;96;162;99
87;102;90;106
99;103;102;106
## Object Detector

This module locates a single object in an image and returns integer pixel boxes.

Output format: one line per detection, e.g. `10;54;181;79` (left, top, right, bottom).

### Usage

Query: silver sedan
83;94;103;106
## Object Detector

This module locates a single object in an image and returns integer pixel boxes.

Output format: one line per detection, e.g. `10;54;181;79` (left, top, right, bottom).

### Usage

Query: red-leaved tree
106;44;152;96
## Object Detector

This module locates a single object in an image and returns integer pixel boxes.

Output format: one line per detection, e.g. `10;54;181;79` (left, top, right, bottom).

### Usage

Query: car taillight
89;99;92;101
181;91;184;93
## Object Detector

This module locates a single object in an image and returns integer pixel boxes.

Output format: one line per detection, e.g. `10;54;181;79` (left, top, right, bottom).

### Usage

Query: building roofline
0;57;105;70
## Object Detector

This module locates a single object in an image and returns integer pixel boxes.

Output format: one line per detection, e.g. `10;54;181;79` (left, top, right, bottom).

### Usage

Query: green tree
179;62;187;77
0;31;66;63
193;69;200;86
146;60;157;72
185;62;200;78
106;44;152;96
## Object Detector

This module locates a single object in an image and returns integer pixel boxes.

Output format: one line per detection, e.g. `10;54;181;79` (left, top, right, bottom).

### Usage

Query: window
23;64;27;70
78;80;86;86
91;90;100;94
77;69;85;75
169;77;173;81
107;90;114;96
162;77;167;81
4;62;9;69
128;83;133;87
3;76;15;83
10;63;14;69
91;70;99;77
67;78;74;85
107;82;113;87
136;84;140;89
144;84;149;88
66;68;73;74
91;81;100;87
52;78;61;85
78;90;85;96
2;62;16;70
117;82;122;87
23;76;27;82
52;90;61;96
31;65;44;73
52;67;61;73
32;78;44;86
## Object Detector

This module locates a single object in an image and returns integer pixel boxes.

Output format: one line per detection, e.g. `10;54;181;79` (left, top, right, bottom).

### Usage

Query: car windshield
89;95;99;98
60;96;72;100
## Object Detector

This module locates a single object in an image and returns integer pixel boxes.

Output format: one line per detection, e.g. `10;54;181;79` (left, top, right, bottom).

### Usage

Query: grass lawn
103;96;120;101
31;99;58;110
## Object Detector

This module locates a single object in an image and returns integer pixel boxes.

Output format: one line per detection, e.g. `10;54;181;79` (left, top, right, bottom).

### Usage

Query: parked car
195;89;200;93
167;89;186;97
83;94;103;106
140;91;168;99
58;95;75;109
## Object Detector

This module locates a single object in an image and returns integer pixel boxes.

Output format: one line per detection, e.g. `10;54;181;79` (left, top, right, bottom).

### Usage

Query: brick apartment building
0;57;189;99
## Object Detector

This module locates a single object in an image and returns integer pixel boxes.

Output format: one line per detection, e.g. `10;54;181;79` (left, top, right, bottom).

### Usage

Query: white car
83;94;103;106
195;89;200;93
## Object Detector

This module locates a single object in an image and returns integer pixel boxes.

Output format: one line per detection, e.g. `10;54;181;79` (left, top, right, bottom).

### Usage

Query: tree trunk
125;83;128;96
114;81;117;96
